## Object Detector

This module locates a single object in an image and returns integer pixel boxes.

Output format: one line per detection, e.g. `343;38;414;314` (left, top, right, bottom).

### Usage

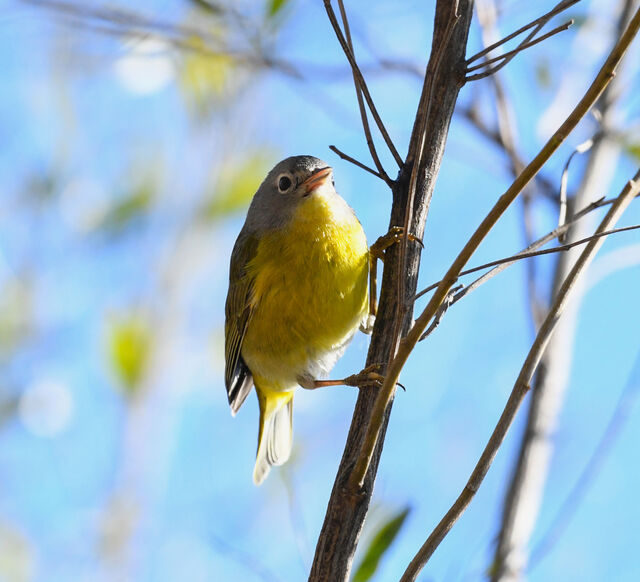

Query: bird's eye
277;175;293;193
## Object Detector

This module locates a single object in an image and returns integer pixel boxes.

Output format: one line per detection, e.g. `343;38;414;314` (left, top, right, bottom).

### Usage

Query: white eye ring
276;173;294;193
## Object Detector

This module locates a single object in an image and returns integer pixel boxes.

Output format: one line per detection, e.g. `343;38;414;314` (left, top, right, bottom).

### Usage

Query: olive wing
224;231;259;415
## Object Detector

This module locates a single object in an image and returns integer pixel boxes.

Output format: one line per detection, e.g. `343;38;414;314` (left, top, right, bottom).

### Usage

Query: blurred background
1;0;639;581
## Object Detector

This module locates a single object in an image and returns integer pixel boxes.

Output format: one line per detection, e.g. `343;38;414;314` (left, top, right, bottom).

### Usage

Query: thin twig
558;138;595;242
329;146;384;179
323;0;404;168
418;286;461;341
446;223;640;309
466;20;574;75
415;190;638;300
335;0;393;186
400;171;640;582
349;6;640;492
466;0;580;64
458;105;559;203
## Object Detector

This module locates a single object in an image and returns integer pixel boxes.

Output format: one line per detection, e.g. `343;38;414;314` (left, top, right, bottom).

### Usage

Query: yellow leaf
178;35;233;116
107;314;152;396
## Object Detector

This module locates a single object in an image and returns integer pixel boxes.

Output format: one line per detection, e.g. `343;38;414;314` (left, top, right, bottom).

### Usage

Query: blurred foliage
624;141;640;163
267;0;290;19
107;313;153;397
178;34;235;117
23;168;59;205
0;278;33;360
534;58;552;89
96;179;154;236
352;507;411;582
201;152;272;220
0;522;33;582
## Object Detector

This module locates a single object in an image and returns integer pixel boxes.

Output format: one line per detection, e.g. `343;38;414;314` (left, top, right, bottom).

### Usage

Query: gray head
243;156;335;232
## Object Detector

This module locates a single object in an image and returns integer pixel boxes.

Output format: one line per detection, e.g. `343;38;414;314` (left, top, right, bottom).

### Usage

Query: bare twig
400;171;640;582
350;6;640;492
558;139;595;242
491;2;638;577
323;0;403;168
415;222;640;316
466;0;580;64
418;286;461;341
457;105;559;203
415;190;638;299
335;0;393;186
310;3;475;580
329;146;384;179
466;20;574;81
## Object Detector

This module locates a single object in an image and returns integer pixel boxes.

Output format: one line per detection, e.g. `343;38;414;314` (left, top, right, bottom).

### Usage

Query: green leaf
534;58;551;89
352;507;411;582
97;181;153;235
178;34;234;117
267;0;289;18
624;142;640;163
202;153;272;220
107;315;152;397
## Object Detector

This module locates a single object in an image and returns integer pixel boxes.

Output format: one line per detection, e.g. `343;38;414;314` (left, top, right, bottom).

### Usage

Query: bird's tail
253;386;294;485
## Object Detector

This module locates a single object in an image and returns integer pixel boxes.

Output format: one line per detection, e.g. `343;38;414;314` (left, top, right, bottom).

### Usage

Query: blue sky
1;1;640;581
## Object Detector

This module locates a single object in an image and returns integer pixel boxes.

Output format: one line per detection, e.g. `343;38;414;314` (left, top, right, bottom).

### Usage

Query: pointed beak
301;167;332;195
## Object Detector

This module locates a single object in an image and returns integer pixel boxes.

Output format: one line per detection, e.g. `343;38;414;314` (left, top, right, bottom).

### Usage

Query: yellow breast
242;190;368;390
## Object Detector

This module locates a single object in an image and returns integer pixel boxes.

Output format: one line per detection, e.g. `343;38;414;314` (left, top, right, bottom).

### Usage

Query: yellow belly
241;191;368;391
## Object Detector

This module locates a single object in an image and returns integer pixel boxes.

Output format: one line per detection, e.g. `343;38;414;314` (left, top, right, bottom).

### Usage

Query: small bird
224;155;369;485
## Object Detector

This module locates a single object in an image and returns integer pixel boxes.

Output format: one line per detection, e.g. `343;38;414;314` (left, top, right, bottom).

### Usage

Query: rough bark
309;2;475;580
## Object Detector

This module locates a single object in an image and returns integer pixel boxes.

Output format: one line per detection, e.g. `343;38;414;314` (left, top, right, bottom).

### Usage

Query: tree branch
400;170;640;582
350;5;640;493
333;0;393;185
491;2;638;578
466;20;574;81
309;3;475;580
323;0;403;169
466;0;580;64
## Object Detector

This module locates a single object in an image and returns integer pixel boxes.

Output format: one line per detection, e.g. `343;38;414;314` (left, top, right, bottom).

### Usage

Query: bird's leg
363;226;423;334
301;364;383;389
302;364;405;390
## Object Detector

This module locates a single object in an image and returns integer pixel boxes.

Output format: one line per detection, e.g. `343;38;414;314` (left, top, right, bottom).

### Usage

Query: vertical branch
308;3;475;581
491;1;636;580
401;170;640;582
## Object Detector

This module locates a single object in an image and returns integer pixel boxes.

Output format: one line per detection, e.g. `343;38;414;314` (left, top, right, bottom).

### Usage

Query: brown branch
400;170;640;582
323;0;403;169
558;138;595;241
448;223;640;307
415;222;640;314
466;20;574;81
350;4;640;494
466;0;580;64
334;0;393;186
309;3;475;580
414;189;634;300
329;146;384;179
491;1;639;577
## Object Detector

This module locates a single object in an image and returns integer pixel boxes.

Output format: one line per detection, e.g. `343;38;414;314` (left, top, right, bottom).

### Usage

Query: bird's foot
307;363;404;391
370;227;423;261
